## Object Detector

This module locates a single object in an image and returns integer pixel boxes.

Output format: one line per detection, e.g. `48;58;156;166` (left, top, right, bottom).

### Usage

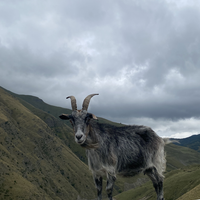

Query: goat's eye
85;117;90;125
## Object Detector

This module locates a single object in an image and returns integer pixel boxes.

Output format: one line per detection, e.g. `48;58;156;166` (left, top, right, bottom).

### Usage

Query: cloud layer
0;0;200;138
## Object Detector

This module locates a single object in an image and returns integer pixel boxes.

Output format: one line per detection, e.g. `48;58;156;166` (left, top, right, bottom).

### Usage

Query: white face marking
66;110;92;145
75;126;86;144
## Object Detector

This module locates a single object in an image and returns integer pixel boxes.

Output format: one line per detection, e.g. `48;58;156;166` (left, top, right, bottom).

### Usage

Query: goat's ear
59;114;71;120
87;113;98;120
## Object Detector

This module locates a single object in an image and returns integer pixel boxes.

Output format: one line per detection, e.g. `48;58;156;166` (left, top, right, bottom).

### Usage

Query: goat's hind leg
145;167;164;200
94;175;103;200
106;173;116;200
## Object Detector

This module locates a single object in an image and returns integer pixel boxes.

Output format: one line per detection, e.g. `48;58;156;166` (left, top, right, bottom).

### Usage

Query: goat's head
59;94;98;145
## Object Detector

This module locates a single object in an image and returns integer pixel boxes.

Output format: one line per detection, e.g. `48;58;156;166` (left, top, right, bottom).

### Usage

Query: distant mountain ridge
174;134;200;152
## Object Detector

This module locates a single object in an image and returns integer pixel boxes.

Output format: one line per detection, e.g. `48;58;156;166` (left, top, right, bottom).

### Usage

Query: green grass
177;183;200;200
165;143;200;171
115;165;200;200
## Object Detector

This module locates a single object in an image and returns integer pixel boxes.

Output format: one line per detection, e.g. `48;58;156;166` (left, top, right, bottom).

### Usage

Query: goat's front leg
94;175;103;200
106;173;116;200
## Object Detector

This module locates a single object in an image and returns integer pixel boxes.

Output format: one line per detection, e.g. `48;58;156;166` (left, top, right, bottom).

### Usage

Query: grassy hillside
115;165;200;200
177;183;200;200
165;143;200;171
14;95;88;163
0;87;97;200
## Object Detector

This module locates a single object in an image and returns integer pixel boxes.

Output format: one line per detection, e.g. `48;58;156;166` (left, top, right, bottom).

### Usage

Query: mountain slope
4;88;88;163
115;165;200;200
165;143;200;171
0;87;96;200
177;183;200;200
175;134;200;152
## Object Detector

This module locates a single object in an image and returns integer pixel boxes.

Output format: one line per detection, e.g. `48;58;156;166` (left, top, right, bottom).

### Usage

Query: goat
59;94;167;200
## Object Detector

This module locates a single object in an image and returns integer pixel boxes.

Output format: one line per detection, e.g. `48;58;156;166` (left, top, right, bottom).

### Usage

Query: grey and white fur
59;94;168;200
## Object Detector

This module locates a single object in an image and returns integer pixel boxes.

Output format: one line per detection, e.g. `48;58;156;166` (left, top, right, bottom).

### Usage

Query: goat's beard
80;137;99;149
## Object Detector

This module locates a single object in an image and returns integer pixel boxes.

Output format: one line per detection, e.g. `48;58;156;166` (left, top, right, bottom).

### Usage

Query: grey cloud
0;0;200;138
0;44;82;77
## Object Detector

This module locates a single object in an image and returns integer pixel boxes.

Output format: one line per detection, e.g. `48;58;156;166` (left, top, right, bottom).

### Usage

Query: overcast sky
0;0;200;138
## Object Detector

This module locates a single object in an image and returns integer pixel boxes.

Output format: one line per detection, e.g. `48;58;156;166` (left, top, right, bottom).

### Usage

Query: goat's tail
163;138;179;145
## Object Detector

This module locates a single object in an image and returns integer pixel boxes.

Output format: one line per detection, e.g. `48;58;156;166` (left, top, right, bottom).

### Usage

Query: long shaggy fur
86;122;166;179
60;110;167;200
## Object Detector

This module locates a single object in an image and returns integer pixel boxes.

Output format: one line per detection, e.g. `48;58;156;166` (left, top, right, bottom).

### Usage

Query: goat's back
89;122;166;177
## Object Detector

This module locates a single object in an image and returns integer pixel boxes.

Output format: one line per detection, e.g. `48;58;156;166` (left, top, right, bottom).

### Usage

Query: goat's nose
76;134;83;140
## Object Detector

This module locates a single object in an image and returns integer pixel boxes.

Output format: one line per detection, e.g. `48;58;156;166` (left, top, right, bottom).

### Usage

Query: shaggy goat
59;94;167;200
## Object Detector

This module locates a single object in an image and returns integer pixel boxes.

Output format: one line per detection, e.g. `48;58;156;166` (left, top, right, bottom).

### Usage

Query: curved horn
82;94;99;111
66;96;77;111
